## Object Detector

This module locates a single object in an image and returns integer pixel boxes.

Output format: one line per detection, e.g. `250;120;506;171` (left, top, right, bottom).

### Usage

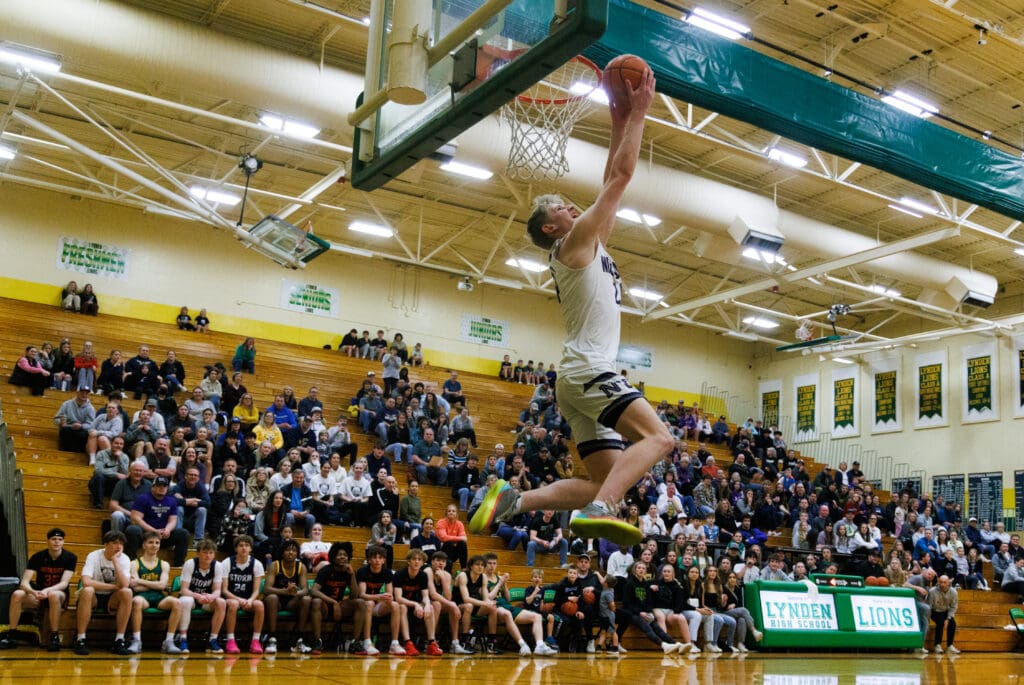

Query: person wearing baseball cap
125;476;190;567
0;527;77;651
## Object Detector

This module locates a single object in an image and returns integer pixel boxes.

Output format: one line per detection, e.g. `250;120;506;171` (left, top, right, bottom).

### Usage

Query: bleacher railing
0;404;28;575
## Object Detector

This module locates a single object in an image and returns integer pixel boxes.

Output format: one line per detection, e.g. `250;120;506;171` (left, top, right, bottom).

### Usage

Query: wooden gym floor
0;652;1021;684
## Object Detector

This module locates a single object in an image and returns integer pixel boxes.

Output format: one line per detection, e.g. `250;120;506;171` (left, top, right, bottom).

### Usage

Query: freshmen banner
57;236;130;280
914;350;948;429
830;366;859;438
759;379;782;427
793;372;819;443
869;357;901;434
962;341;998;423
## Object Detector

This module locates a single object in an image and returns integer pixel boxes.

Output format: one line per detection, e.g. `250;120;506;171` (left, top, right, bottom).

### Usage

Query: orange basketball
874;577;890;587
865;577;878;586
603;54;650;102
582;587;597;605
561;600;579;616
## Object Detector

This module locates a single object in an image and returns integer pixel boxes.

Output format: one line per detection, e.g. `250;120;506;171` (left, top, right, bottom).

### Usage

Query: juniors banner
793;372;819;443
869;357;901;434
915;350;948;429
962;341;998;423
830;367;858;438
759;379;782;427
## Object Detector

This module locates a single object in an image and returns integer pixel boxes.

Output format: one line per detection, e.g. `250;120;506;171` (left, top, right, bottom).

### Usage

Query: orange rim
515;55;602;106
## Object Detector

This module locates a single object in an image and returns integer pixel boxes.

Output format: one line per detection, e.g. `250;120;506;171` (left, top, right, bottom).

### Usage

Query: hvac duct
4;0;997;300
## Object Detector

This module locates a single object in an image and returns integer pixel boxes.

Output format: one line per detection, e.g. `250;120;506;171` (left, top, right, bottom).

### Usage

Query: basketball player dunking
471;67;671;546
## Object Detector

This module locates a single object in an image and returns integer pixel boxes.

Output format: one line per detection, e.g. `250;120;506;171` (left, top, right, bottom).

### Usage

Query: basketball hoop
501;55;602;182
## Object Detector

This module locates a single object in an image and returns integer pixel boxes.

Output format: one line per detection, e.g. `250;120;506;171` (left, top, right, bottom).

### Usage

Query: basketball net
501;56;602;182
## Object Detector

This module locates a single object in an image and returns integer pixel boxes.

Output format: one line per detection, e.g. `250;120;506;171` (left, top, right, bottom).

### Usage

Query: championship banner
830;366;859;438
57;236;130;280
793;372;819;443
962;341;998;423
1014;335;1024;418
759;379;782;427
869;357;901;434
280;279;339;318
914;350;948;429
459;314;511;348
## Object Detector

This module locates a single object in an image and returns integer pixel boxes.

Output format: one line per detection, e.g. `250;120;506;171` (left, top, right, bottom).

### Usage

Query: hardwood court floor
1;651;1022;685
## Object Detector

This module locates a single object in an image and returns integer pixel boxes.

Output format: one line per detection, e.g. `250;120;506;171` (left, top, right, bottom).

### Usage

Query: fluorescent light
439;161;493;180
628;287;662;301
0;144;15;160
832;357;855;364
685;7;750;40
480;277;524;290
1015;248;1024;257
616;208;661;226
361;17;372;25
897;197;939;215
881;90;938;119
742;316;779;330
726;330;759;341
505;257;547;273
349;221;393;238
869;284;902;298
658;301;670;308
188;185;240;206
767;147;808;168
0;43;62;73
887;204;923;219
259;113;320;139
741;247;786;265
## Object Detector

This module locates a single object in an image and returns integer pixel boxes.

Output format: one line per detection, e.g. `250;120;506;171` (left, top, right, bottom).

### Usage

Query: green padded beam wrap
585;0;1024;223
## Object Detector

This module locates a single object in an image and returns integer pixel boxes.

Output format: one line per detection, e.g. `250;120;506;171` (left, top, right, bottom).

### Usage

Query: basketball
603;54;650;102
561;600;579;615
865;577;878;586
874;577;890;587
582;587;596;605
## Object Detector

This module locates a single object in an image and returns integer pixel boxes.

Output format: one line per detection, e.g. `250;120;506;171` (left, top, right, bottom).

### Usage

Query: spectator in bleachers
326;416;358;466
279;468;316;537
380;346;401;397
173;466;210;543
126;476;190;566
232;337;257;374
0;527;75;652
339;328;360;356
928;575;959;654
450;408;478;448
157;351;185;395
54;387;96;452
50;338;75;391
73;530;133;656
122;345;153;395
357;387;384;434
368;329;389;361
337;460;374;526
451;454;481;511
61;280;81;312
355;330;373;359
254;490;292;563
284;414;318;464
411;427;448;486
184;387;214;425
200;368;223;410
9;345;51;396
230;393;259;434
220;372;246;418
176;306;196;331
208;475;242;546
296;386;321;419
1002;557;1024;600
86;403;124;465
437;504;469;572
89;435;129;509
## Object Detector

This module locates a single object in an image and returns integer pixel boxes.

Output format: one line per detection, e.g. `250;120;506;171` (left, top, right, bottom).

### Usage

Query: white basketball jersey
549;240;622;373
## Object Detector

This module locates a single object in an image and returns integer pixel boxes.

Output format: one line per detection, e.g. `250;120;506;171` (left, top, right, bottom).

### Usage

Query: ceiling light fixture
616;208;662;226
439;161;493;180
505;257;547;273
189;185;240;206
258;113;320;139
869;284;902;298
741;247;787;265
832;357;855;364
628;287;663;301
767;147;808;168
742;316;779;330
0;143;16;160
887;204;923;219
0;42;62;73
725;330;759;341
1015;247;1024;257
684;7;751;40
897;197;939;215
880;90;938;119
349;221;394;238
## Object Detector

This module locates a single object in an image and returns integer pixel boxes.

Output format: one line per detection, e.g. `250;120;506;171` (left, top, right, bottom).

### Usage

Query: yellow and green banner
793;372;819;442
962;341;998;423
870;357;900;434
915;350;947;429
830;367;858;438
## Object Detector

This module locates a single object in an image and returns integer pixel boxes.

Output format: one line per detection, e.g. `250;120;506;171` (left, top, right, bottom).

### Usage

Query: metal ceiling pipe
5;0;998;301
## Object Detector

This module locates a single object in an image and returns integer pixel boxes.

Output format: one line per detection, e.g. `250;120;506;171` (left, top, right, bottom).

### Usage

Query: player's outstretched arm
564;71;655;261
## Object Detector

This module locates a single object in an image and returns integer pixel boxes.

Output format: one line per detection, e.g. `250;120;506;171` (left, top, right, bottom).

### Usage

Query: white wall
0;184;756;403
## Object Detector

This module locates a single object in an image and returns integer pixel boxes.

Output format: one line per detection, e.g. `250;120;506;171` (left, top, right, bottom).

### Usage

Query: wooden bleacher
0;297;1016;652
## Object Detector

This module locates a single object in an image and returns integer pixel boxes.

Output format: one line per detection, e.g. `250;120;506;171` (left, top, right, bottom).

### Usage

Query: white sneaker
661;642;677;654
265;637;277;654
1005;624;1018;631
534;643;557;656
728;645;740;653
752;629;764;642
934;645;943;654
916;647;930;655
673;642;689;653
161;639;182;654
388;642;406;655
737;643;749;652
947;645;960;654
518;643;532;656
586;639;596;654
689;644;702;654
617;645;627;654
292;638;312;654
364;640;380;656
127;638;142;655
452;642;474;655
706;644;723;653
